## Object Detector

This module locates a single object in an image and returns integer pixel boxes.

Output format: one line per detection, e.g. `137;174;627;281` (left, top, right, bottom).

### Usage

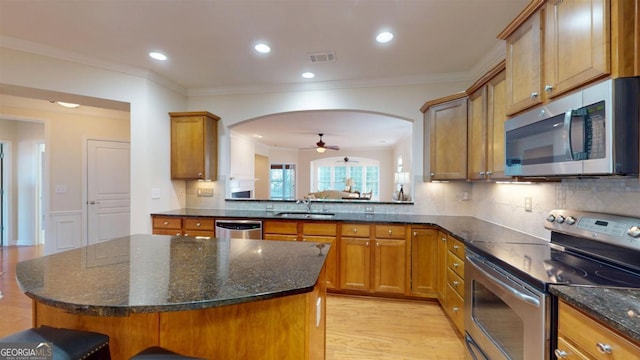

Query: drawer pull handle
453;263;460;268
596;342;612;354
163;221;169;225
452;307;459;312
452;281;460;287
530;91;539;98
554;349;567;358
453;245;460;250
441;237;446;241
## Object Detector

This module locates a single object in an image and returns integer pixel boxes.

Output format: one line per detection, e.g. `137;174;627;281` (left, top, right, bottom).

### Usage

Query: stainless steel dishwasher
215;220;263;239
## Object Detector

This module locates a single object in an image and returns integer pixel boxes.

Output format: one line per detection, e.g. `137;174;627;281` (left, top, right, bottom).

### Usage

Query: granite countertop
16;234;330;317
550;285;640;341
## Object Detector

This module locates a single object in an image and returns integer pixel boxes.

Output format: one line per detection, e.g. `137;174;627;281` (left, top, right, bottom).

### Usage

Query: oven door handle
467;255;541;307
563;110;575;161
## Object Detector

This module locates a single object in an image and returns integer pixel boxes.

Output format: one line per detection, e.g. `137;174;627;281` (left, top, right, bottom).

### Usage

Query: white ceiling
0;0;528;149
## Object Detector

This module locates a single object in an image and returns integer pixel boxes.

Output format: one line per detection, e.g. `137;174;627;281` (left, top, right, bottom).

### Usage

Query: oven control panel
545;209;640;249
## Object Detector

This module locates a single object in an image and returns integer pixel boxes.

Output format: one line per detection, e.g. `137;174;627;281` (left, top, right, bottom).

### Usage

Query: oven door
465;250;549;360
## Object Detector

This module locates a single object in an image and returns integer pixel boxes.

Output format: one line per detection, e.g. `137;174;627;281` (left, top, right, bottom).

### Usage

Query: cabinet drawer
447;237;465;258
447;267;464;298
445;283;465;333
302;222;337;236
447;251;465;279
375;225;406;239
556;337;590;360
183;218;214;230
558;301;640;360
264;221;298;235
153;216;182;230
341;224;370;238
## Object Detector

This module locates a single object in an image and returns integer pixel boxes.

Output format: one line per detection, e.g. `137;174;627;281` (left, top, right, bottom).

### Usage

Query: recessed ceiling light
376;31;394;43
302;72;315;79
254;43;271;54
149;52;168;61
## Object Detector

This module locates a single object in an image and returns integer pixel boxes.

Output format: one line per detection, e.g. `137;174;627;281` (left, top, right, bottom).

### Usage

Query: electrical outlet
197;188;214;197
365;206;374;213
524;196;532;212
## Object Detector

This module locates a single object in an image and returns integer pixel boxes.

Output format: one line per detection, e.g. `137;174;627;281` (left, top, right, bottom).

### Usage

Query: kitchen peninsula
15;234;329;359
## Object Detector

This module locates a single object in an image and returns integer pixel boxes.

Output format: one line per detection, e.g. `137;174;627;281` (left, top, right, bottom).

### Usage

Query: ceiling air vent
309;52;336;63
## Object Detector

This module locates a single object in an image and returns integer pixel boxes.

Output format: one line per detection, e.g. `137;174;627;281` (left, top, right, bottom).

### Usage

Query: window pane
366;166;379;196
318;166;331;190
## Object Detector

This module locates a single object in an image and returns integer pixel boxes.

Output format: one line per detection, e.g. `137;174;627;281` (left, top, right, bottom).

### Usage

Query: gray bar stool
129;346;205;359
0;325;110;359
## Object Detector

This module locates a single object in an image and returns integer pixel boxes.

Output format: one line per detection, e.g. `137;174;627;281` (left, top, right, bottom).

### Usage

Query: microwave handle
563;110;575;161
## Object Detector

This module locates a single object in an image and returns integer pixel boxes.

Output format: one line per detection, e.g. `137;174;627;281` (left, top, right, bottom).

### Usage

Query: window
311;157;380;199
270;164;295;200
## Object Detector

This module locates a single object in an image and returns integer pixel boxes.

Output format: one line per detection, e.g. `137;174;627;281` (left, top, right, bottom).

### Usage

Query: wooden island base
33;277;326;360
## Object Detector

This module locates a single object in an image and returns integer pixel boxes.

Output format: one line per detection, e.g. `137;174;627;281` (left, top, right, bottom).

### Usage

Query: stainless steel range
464;210;640;360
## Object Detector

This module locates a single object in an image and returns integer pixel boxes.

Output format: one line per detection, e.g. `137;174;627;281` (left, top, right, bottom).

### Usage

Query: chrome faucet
296;198;312;213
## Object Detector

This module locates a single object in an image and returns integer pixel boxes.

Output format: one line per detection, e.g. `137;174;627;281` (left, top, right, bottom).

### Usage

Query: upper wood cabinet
466;61;508;181
421;93;468;181
500;0;639;116
501;6;544;115
543;0;609;98
170;111;220;180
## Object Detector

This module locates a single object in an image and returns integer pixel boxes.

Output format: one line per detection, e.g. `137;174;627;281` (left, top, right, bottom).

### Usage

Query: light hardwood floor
0;245;464;359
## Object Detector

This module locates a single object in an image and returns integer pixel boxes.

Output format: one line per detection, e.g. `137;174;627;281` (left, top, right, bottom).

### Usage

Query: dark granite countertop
16;234;329;317
550;285;640;341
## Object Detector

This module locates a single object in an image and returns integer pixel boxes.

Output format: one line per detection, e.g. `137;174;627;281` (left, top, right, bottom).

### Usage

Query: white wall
0;48;187;242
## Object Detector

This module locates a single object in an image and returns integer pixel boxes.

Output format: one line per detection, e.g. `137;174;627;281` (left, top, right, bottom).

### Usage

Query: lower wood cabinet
339;224;406;295
263;220;299;241
152;216;214;237
409;227;439;297
444;236;466;334
301;222;338;290
556;300;640;360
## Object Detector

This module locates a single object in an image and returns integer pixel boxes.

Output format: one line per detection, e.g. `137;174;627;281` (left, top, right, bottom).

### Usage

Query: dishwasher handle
215;220;262;231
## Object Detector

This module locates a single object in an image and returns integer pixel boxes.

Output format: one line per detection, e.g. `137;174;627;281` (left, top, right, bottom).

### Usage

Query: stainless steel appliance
465;210;640;360
505;76;640;177
215;220;262;239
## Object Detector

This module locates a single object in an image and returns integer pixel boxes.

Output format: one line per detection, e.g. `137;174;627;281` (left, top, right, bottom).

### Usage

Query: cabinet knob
453;263;460;268
441;237;446;241
453;281;460;287
376;242;380;247
479;171;485;175
198;172;203;178
184;233;189;237
163;221;169;225
352;228;358;234
544;84;554;92
388;230;392;235
452;307;459;312
430;172;435;177
530;92;539;98
453;245;460;250
554;349;568;359
413;231;417;237
486;171;492;175
596;343;612;354
365;241;369;247
176;232;181;236
196;222;201;227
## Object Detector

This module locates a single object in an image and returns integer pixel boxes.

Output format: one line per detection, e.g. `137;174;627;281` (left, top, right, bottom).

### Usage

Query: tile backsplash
186;176;640;240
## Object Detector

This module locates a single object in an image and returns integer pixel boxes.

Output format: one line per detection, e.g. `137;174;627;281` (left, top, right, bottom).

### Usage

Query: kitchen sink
275;212;335;219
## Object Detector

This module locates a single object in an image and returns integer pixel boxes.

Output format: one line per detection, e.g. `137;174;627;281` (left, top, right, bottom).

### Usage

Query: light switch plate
524;196;532;212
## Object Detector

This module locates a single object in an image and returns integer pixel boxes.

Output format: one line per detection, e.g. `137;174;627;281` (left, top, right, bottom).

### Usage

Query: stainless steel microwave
505;77;639;177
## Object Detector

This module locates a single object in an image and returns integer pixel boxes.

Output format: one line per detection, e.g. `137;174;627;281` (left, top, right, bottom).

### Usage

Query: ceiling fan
305;133;340;153
337;156;359;163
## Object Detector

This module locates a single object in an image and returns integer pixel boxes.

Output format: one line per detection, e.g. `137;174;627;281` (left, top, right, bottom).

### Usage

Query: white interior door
87;140;130;245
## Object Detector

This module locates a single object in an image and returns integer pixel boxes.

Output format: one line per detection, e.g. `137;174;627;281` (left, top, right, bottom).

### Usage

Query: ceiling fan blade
326;145;340;150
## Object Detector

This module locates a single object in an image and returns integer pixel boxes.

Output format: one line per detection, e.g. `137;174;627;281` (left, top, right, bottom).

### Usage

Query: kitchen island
15;234;329;359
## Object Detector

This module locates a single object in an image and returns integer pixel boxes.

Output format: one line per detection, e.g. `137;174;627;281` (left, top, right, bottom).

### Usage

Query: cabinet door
410;228;438;296
428;97;468;180
486;69;508;180
505;10;543;115
467;87;487;181
303;235;338;289
544;0;609;99
170;112;219;180
374;239;406;294
340;237;371;291
436;232;448;303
